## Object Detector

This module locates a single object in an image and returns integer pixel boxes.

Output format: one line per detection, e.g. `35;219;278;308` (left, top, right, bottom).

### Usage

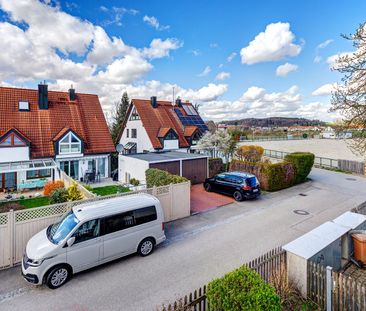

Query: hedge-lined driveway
1;168;366;311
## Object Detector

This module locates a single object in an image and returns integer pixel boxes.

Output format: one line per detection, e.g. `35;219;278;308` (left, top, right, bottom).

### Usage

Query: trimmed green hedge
145;168;188;188
209;158;224;177
284;152;315;184
230;160;295;191
207;265;282;311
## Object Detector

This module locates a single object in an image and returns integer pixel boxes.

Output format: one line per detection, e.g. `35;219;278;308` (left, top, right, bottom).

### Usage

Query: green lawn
0;196;50;212
90;185;130;196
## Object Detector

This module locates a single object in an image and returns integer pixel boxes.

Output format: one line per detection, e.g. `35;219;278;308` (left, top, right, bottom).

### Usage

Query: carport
119;151;209;185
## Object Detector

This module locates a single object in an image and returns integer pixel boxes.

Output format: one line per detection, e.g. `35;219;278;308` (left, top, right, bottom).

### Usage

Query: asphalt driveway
1;168;366;311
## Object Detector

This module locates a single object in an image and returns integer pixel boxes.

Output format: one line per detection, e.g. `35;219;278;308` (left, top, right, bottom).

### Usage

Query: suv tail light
243;185;252;191
162;222;165;231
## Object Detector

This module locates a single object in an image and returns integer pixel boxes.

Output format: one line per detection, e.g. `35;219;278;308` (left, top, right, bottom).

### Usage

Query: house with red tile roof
0;84;115;192
118;97;208;154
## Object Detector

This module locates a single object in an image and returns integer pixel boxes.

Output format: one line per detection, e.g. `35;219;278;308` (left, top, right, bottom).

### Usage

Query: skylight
19;101;29;111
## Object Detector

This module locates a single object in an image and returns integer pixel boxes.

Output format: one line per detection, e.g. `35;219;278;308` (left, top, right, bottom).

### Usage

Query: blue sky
0;0;365;121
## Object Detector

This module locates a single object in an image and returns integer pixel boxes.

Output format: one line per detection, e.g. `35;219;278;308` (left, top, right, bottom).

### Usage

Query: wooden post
326;266;333;311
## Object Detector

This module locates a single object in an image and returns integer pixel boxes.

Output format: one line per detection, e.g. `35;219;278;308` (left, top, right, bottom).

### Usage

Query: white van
21;194;166;289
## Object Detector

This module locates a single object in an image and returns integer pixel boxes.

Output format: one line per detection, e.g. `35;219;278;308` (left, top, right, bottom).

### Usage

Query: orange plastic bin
352;234;366;264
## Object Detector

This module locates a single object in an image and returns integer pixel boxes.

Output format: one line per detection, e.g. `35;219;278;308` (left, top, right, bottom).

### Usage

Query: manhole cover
294;210;310;215
299;193;307;196
346;178;356;181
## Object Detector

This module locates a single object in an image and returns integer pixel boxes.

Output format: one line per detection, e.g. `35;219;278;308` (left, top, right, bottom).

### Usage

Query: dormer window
0;132;27;147
59;132;81;154
19;101;29;111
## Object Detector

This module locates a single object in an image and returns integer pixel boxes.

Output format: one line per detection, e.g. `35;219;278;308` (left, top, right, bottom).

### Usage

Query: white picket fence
0;182;190;270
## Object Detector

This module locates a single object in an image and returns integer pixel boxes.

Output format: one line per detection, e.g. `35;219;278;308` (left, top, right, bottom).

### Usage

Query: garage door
182;158;208;184
149;161;180;176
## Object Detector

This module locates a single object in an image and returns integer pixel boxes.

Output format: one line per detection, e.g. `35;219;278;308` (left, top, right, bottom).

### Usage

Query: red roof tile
157;127;174;138
0;86;115;159
184;125;199;137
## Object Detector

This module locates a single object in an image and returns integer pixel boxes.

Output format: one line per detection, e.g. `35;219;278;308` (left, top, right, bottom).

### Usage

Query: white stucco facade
0;146;29;163
118;156;149;183
120;116;154;153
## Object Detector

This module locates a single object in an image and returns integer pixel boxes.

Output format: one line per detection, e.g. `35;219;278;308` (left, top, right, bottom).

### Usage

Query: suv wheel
204;183;211;192
233;191;243;202
138;238;155;257
46;265;70;289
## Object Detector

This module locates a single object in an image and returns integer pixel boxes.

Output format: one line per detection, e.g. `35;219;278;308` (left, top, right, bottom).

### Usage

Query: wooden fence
160;247;286;311
308;262;366;311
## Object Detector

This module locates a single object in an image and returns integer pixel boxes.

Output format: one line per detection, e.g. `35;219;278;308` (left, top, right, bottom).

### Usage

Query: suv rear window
245;177;258;187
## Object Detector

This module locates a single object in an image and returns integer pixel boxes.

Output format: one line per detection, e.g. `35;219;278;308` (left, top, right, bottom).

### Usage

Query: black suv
204;171;260;201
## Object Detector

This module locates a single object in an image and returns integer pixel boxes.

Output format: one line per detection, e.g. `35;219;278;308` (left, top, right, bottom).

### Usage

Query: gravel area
239;139;365;161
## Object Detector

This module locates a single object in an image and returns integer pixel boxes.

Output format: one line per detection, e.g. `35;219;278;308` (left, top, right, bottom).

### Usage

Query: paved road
1;168;366;311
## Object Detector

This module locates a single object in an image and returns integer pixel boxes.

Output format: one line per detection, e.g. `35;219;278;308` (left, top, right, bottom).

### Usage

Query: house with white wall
0;84;115;192
118;97;208;154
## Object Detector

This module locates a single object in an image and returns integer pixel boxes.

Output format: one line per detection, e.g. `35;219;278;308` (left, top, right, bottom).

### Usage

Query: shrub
230;160;295;191
209;158;224;177
49;188;68;204
284;152;315;184
207;265;282;311
236;145;264;162
145;168;188;188
44;180;65;196
67;181;83;201
130;178;140;186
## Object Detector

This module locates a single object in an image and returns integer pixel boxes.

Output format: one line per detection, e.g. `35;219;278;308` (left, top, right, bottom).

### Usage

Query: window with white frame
59;132;81;154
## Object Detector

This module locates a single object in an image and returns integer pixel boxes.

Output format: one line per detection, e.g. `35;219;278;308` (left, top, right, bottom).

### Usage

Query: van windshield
47;210;80;245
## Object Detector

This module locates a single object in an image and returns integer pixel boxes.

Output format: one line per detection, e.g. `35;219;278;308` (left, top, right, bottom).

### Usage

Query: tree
196;131;237;165
110;92;130;146
331;22;366;156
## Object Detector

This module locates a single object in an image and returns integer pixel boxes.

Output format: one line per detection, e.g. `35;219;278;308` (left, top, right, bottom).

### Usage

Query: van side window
103;206;157;235
73;219;100;244
134;206;157;225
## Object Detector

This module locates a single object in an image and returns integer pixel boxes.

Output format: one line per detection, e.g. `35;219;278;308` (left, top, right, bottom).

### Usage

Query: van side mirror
67;237;75;247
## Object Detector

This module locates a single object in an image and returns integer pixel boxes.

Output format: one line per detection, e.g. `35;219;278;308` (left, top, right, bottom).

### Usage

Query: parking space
190;183;234;213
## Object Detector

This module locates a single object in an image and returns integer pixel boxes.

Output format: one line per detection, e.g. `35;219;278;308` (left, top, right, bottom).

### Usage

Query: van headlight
28;255;55;267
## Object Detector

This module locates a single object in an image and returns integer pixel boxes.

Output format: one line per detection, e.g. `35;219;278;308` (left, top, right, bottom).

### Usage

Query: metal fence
308;262;366;311
264;149;365;174
0;182;190;270
160;247;286;311
241;136;307;142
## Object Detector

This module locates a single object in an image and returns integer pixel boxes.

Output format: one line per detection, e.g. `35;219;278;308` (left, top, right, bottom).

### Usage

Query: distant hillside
222;117;326;127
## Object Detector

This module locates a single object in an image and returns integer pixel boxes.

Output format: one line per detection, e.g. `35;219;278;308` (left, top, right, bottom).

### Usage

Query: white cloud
143;15;169;31
189;49;201;56
275;63;298;77
227;52;237;62
99;6;138;27
313;55;322;63
142;38;183;59
199;85;337;122
210;43;219;48
311;83;336;96
198;66;211;77
240;22;302;65
317;39;333;50
0;0;185;112
215;72;230;81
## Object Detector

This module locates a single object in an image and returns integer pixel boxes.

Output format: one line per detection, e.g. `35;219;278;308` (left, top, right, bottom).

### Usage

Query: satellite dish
116;144;124;153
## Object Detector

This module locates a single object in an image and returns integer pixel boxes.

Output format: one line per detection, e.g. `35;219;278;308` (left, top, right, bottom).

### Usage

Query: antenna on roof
172;87;175;106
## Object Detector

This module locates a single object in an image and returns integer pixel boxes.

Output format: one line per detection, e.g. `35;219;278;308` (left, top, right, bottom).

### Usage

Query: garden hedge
284;152;315;184
207;265;282;311
145;168;188;188
230;159;295;191
209;158;224;177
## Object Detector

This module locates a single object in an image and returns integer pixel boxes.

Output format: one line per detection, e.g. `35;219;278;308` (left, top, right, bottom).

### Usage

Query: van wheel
46;265;71;289
233;191;243;202
138;238;155;257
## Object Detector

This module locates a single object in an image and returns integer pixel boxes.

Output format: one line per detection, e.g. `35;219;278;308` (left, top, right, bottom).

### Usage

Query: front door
1;173;17;191
66;219;102;272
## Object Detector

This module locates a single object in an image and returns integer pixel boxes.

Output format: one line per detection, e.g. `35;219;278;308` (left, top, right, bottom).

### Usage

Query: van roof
72;193;160;222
